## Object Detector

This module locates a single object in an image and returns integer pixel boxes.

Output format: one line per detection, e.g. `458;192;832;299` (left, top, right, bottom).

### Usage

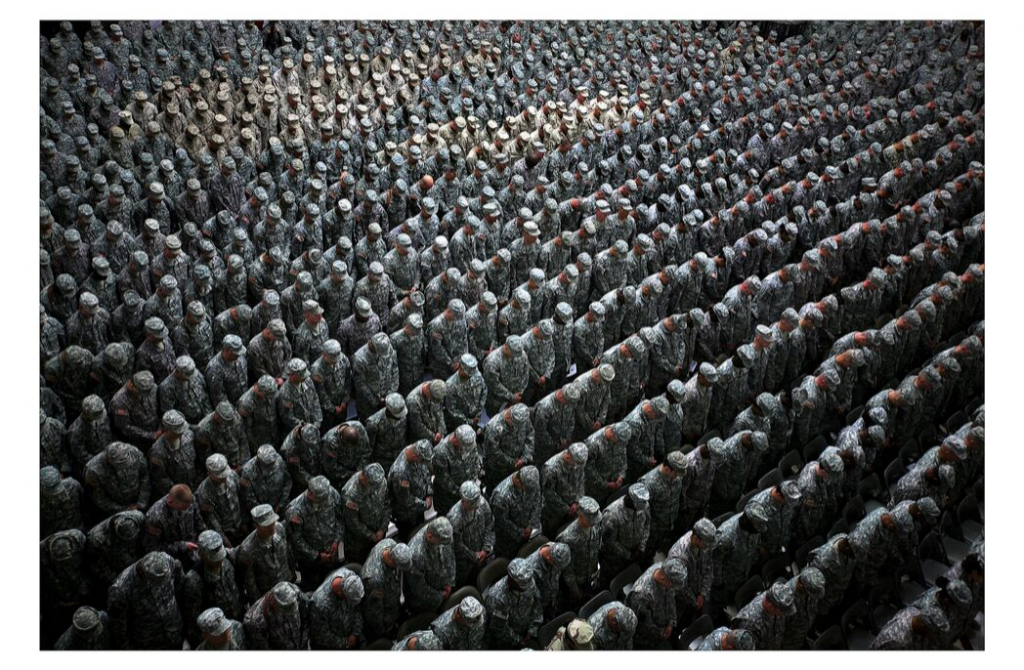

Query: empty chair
735;489;758;513
846;405;866;425
958;495;984;544
812;625;847;650
794;536;824;569
965;396;983;415
840;599;875;650
578;590;614;620
779;450;804;479
676;614;715;650
477;557;509;594
365;638;394;650
396;612;439;641
803;436;828;464
898;439;921;465
827;518;849;539
843;496;866;524
758;468;784;491
858;473;884;501
941;536;972;565
918;532;952;586
342;562;363;575
899;578;927;606
537;612;578;648
697;429;720;446
943;410;968;434
732;575;765;613
609;563;643;600
761;554;794;583
884;459;907;498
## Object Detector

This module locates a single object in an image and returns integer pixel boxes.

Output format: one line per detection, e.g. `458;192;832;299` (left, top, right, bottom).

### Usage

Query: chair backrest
697;429;720;446
761;554;793;583
538;612;578;648
827;517;849;539
365;638;394;651
735;489;758;513
677;614;715;650
840;598;871;633
803;436;828;463
517;534;550;559
396;612;439;641
779;450;804;478
958;494;981;524
846;405;866;426
843;496;866;524
858;473;883;501
812;625;846;650
578;590;614;620
884;459;907;490
343;562;363;575
758;468;784;492
609;563;643;599
441;585;483;612
733;575;764;611
477;557;509;594
795;535;824;569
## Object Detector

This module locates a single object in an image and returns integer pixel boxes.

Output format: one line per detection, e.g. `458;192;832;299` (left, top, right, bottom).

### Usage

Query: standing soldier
340;463;390;564
483;558;543;649
532;383;580;465
541;442;588;535
444;353;487;430
361;540;414;640
236;504;296;603
449;481;495;585
482;335;529;415
625;558;688;649
353;333;400;419
638;451;687;552
668;518;717;623
600;483;651;580
432;424;483;514
491;466;543;557
430;595;486;650
309;567;365;649
107;552;185;650
405;517;457;614
286;476;344;588
243;582;310;650
388;440;435;536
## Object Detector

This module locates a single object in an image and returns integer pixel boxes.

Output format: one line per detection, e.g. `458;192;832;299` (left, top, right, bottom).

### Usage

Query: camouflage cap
251;504;279;527
72;606;103;633
627;482;650;508
507;558;534;588
460;480;482;505
693;518;717;546
598;363;616;382
429;516;454;544
139;552;171;580
133;371;156;392
198;529;226;562
272;582;299;609
197;607;231;636
458;596;485;626
768;581;797;614
660;557;688;587
518;464;540;488
390;542;413;570
744;501;770;533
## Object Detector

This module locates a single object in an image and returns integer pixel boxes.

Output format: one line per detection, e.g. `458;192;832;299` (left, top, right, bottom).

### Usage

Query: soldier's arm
288;514;318;564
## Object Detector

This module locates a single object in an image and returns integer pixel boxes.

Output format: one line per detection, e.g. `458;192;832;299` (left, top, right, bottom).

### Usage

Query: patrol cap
308;475;332;501
362;462;385;487
598;363;616;382
390;542;413;570
665;450;687;473
460;480;482;506
454;424;476;447
611;421;633;442
40;466;61;491
428;516;453;544
133;370;156;392
72;606;103;634
660;557;688;587
798;566;826;600
412;439;434;462
287;358;309;376
272;582;299;609
819;451;844;474
459;353;478;372
223;334;244;353
162;410;186;433
518;464;540;488
507;558;534;588
744;501;770;533
198;529;227;562
458;596;485;627
917;496;941;524
562;382;582;404
942;579;972;607
693;518;717;546
627;482;650;508
568;442;589;465
139;552;171;580
781;480;802;504
197;607;231;636
767;581;797;615
251;504;279;527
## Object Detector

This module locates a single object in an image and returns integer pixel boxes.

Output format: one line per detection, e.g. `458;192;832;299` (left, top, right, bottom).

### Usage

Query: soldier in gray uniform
584;422;630;506
85;510;145;591
588;601;637;650
181;531;244;646
391;312;427;396
143;483;206;561
781;566;827;649
388;440;435;536
466;292;500;363
526;541;572;619
68;395;112;474
158;356;213;429
339;463;389;563
196;454;244;546
483;557;543;649
149;410;198;497
444;480;495;583
521;319;557;402
366;393;409;465
556;495;602;603
309;567;364;649
431;594;486;650
236;504;296;603
794;450;845;544
751;480;802;557
541;442;588;535
623;397;671;483
639;450;687;552
710;432;769;512
236;376;280;457
482;335;529;415
195;401;247;472
427;298;470;378
600;483;651;580
247;319;291;383
205;335;249;407
277;358;323;431
444;353;487;429
807;533;857;614
361;539;414;640
243;581;310;650
41;466;83;539
712;502;769;605
573;302;606;372
83;441;151;516
286;475;344;587
353;333;399;419
733;580;798;651
625;558;688;649
433;424;483;514
491;465;544;557
668;518;717;622
338;297;381;358
406;380;447;444
871;606;949;650
405;517;457;614
53;606;111;650
109;370;159;448
238;445;292;520
573;363;615;440
107;551;185;649
532;383;580;466
310;339;351;430
195;607;246;650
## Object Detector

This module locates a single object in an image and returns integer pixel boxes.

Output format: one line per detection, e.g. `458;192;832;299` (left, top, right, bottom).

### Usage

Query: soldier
712;503;769;604
466;291;500;362
526;541;572;619
83;441;151;516
135;317;176;383
172;302;215;369
431;595;486;650
195;607;246;650
393;629;443;650
85;509;145;592
247;318;291;382
149;410;198;496
320;419;371;489
406;517;457;614
532;383;580;466
588;601;637;650
546;618;595;651
541;442;588;535
353;332;399;419
871;606;949;650
338;297;381;358
751;480;802;557
286;475;344;587
109;370;160;448
625;558;688;649
482;335;529;415
406;380;448;444
108;552;185;650
638;450;687;551
433;424;483;514
491;465;543;557
237;376;280;456
388;440;435;536
158;356;212;429
67;395;111;473
340;463;390;564
794;450;845;544
53;606;111;651
427;298;470;378
483;558;543;649
710;432;769;512
697;627;756;651
243;582;310;650
781;567;827;649
444;353;487;429
310;568;365;649
205;335;249;406
236;504;296;603
310;339;351;430
277;358;323;431
623;396;671;483
573;301;606;372
668;517;717;622
366;393;409;466
600;483;651;580
807;533;857;615
584;422;630;506
573;363;615;440
142;483;205;561
181;531;245;645
361;539;414;640
733;581;798;651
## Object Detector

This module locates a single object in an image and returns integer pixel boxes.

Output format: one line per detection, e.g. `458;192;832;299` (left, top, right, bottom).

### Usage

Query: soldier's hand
569;502;578;517
592;358;600;366
515;458;526;469
442;585;452;600
514;392;523;401
434;432;442;443
523;527;533;539
696;595;705;611
476;550;488;562
347;634;358;649
662;624;673;639
593;421;601;430
425;496;433;510
276;377;284;386
186;542;198;551
538;376;547;385
374;530;385;541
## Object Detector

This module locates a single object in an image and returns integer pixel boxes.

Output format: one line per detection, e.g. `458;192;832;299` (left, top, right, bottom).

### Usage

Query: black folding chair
779;450;805;479
578;590;614;620
477;558;509;594
677;614;715;650
812;625;847;650
609;563;642;600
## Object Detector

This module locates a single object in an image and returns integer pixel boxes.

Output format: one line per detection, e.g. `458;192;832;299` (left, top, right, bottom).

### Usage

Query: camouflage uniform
430;596;486;650
83;442;151;515
236;512;296;602
444;355;487;429
531;386;578;466
491;466;543;557
236;377;280;456
625;559;687;649
600;485;651;579
352;334;400;420
405;518;457;613
483;558;543;649
388;441;435;533
541;443;588;534
340;465;390;563
243;583;310;650
85;510;145;589
309;567;364;649
556;497;603;600
588;601;637;650
361;540;413;639
107;552;185;650
320;421;372;489
432;425;483;514
482;338;529;415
